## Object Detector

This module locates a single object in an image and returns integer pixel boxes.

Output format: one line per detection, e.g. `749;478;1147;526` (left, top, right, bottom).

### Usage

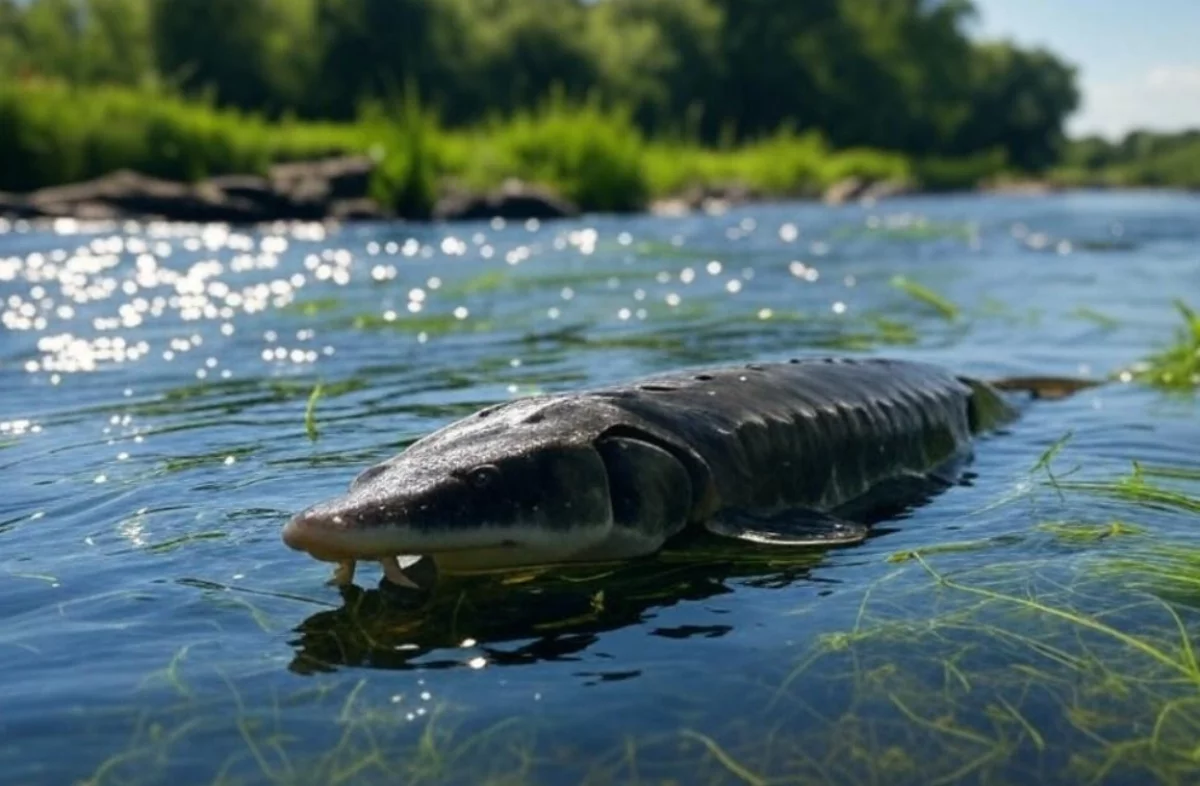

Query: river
2;190;1199;786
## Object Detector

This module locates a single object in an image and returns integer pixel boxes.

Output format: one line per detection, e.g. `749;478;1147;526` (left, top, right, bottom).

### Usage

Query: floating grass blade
890;275;961;321
305;382;324;442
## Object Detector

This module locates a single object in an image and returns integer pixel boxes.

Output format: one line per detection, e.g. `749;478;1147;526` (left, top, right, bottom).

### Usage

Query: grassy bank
0;81;1019;216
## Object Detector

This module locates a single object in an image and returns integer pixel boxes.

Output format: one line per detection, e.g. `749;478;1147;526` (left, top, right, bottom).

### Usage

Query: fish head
282;399;616;566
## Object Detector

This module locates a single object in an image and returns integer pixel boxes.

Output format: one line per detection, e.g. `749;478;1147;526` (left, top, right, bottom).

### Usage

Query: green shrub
819;147;913;186
481;91;650;213
360;88;439;219
914;148;1008;191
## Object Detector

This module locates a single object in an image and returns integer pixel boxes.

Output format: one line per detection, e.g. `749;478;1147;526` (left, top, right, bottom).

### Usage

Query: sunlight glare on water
2;192;1200;785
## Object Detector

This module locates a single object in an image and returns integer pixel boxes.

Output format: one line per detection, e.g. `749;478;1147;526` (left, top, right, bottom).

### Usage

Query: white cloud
1071;63;1200;139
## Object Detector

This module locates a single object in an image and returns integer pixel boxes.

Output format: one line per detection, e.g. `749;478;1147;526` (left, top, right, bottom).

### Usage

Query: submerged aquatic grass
1071;306;1122;329
1054;462;1200;516
1126;300;1200;391
763;556;1200;783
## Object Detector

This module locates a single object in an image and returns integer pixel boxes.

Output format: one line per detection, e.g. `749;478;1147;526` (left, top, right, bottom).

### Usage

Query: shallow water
2;191;1199;786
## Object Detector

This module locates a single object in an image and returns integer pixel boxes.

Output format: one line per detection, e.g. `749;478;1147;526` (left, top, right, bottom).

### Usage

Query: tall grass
642;128;912;198
0;80;368;191
461;92;649;213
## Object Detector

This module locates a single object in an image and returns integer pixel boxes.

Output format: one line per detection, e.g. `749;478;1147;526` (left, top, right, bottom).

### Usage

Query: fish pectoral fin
326;560;357;587
983;374;1103;401
703;508;868;547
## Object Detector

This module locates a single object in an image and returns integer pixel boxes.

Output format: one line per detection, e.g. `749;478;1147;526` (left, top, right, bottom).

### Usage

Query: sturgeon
282;356;1096;587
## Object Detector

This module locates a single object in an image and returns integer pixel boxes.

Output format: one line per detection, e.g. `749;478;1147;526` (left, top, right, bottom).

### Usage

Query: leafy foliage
0;0;1082;176
1056;130;1200;189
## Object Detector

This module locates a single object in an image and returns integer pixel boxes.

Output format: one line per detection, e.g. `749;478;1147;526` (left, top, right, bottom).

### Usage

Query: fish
281;356;1099;588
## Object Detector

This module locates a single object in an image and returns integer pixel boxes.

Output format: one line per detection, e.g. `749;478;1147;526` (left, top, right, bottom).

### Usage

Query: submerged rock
330;198;390;221
824;176;913;206
433;180;579;222
651;181;765;216
823;177;868;205
0;191;37;219
269;156;376;202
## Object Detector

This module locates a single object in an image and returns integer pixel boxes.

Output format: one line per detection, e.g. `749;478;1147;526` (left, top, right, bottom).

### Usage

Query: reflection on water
2;192;1200;785
289;533;829;676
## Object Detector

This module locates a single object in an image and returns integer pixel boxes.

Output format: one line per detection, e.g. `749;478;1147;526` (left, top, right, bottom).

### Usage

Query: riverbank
1;82;1195;225
0;155;991;226
0;82;997;224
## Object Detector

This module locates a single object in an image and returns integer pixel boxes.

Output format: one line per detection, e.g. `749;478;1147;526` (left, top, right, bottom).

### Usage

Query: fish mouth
281;506;521;563
281;508;411;562
283;509;435;590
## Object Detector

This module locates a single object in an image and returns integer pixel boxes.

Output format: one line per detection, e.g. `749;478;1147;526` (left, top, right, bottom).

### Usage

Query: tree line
0;0;1081;171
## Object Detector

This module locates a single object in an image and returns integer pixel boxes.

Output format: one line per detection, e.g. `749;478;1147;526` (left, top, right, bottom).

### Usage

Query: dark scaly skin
580;356;1018;522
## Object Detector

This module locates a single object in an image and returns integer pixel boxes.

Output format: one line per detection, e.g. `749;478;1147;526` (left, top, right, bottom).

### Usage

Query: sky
969;0;1200;139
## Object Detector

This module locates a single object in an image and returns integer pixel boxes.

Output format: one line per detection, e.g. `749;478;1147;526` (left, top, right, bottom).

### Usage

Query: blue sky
970;0;1200;138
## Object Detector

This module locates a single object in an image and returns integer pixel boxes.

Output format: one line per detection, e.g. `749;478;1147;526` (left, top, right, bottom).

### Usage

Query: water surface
2;191;1200;786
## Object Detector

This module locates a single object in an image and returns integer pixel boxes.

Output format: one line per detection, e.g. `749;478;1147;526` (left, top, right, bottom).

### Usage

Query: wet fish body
282;357;1073;585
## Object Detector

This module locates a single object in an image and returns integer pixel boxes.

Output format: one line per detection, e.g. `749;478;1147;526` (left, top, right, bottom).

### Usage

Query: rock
433;180;578;222
268;156;376;203
23;169;268;223
857;179;914;205
199;174;325;220
330;198;389;221
650;181;763;217
0;159;392;223
0;191;38;219
34;200;122;221
822;177;867;205
823;177;914;206
980;179;1057;196
649;198;692;217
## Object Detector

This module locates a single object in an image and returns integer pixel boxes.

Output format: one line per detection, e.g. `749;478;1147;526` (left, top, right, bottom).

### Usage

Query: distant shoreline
5;83;1196;229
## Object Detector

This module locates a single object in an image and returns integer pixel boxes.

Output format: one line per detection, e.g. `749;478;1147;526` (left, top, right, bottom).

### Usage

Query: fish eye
467;465;501;488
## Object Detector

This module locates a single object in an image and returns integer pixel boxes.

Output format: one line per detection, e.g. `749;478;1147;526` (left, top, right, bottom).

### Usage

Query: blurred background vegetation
0;0;1196;213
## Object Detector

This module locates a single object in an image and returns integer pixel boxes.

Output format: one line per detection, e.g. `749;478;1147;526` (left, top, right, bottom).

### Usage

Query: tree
81;0;151;85
953;43;1080;171
465;0;599;120
149;0;302;113
314;0;478;121
588;0;725;138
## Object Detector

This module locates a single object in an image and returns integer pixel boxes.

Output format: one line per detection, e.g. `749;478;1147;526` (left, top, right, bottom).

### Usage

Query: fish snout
282;504;352;557
281;508;320;552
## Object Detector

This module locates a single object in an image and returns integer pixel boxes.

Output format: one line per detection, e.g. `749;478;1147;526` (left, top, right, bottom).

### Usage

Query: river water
2;191;1199;786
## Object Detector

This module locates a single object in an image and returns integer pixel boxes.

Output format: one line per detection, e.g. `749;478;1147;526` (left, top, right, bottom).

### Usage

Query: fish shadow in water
284;472;964;677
